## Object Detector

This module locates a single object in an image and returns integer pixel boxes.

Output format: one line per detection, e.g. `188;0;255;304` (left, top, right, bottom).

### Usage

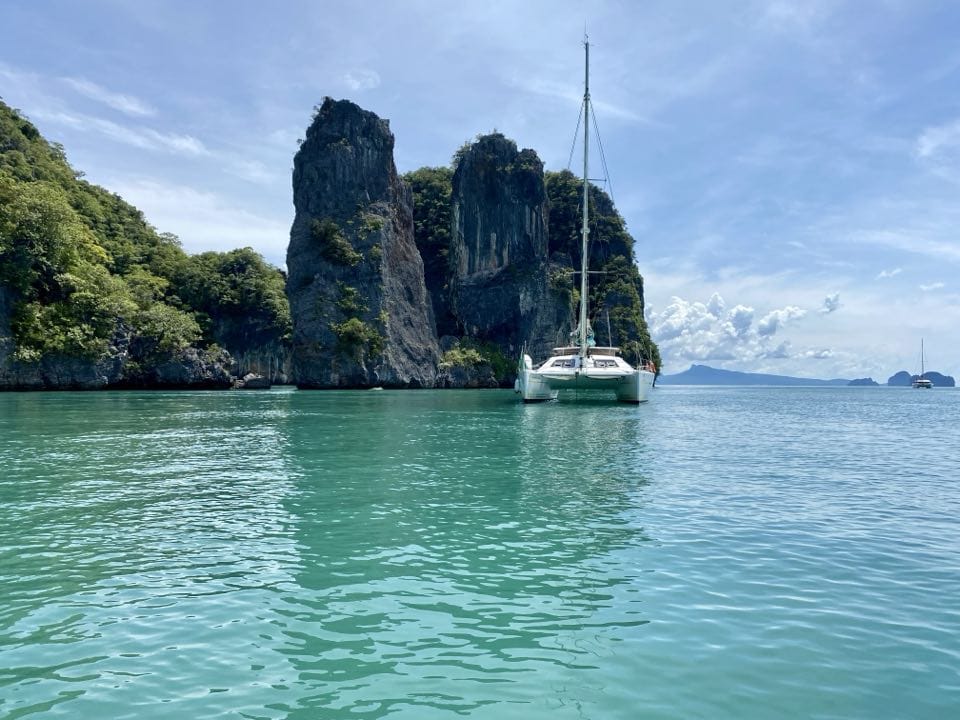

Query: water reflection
0;389;658;719
277;390;656;716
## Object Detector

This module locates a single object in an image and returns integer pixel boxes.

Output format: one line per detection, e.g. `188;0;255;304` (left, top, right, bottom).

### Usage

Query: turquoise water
1;387;958;719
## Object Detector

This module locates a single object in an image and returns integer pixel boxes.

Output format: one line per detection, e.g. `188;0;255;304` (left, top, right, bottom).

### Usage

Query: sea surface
1;386;958;719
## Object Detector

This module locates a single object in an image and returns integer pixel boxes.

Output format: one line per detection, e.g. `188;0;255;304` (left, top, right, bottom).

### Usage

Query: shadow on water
273;389;658;717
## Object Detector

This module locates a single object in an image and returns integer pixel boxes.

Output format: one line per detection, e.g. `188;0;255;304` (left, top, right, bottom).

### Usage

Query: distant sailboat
514;38;656;403
912;339;933;389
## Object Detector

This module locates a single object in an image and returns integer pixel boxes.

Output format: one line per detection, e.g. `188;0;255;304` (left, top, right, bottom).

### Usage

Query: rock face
235;372;271;390
449;134;572;361
119;346;234;389
230;347;290;385
286;99;439;388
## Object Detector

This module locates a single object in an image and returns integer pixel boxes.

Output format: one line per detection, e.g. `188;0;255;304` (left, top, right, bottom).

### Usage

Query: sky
3;0;959;379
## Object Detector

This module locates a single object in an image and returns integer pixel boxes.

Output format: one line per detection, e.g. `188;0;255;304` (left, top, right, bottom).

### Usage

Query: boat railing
551;346;621;357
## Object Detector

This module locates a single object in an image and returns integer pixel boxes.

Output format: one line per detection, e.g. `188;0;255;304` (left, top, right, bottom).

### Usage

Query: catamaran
515;39;656;404
912;339;933;389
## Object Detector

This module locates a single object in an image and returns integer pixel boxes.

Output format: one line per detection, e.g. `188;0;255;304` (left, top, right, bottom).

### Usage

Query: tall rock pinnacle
286;98;440;388
449;134;572;359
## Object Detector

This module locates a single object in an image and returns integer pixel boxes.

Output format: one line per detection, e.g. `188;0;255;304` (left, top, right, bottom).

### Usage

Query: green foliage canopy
0;100;290;370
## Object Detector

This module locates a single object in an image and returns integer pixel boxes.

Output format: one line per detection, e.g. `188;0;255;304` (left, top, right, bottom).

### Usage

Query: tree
171;247;291;352
404;166;455;333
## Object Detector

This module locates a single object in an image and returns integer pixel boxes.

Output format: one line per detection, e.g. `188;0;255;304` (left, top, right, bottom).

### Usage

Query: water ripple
1;388;959;718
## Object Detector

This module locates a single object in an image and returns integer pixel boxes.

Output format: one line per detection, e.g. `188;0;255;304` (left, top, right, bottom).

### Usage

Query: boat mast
578;37;591;359
921;338;925;378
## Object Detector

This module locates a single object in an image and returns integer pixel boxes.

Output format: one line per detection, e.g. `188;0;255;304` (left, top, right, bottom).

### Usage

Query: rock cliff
448;134;572;361
286;99;440;388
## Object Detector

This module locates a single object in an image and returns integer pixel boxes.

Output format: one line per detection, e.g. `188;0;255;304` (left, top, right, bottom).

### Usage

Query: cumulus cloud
61;77;155;117
646;294;810;368
876;267;902;279
705;292;726;317
821;292;840;313
726;304;754;336
757;306;805;336
106;177;289;263
919;281;945;291
343;69;381;91
762;341;791;359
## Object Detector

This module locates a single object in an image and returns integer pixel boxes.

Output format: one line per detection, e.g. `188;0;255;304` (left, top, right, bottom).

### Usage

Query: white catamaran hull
515;353;655;403
515;39;657;406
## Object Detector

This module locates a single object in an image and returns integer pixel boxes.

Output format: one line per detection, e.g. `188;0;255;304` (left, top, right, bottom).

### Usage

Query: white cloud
821;292;840;313
647;294;810;368
267;127;301;149
106;177;289;263
229;159;281;185
508;74;644;123
32;106;279;184
919;281;945;291
31;108;209;157
757;306;805;336
853;229;960;264
917;118;960;158
61;77;155;117
343;69;381;91
876;267;902;279
763;340;791;359
726;304;754;336
760;0;831;31
705;292;726;317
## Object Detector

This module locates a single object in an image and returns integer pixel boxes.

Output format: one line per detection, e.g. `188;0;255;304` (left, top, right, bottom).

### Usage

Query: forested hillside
0;100;289;388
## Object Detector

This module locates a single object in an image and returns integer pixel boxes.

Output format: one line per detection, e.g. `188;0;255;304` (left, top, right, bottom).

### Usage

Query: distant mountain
887;370;956;387
659;364;849;386
848;378;879;386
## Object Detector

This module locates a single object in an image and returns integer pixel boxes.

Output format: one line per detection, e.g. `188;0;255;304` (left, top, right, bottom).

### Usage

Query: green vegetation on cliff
403;155;660;372
332;317;384;360
310;217;362;266
403;166;455;334
0;101;290;377
545;170;660;369
171;248;291;353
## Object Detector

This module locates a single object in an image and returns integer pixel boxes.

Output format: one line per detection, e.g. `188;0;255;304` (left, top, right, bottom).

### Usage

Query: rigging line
588;99;615;208
566;100;585;172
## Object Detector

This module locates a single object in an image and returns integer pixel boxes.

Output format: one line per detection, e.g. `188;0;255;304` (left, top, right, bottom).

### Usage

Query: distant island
887;370;955;387
658;364;849;386
660;365;956;387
